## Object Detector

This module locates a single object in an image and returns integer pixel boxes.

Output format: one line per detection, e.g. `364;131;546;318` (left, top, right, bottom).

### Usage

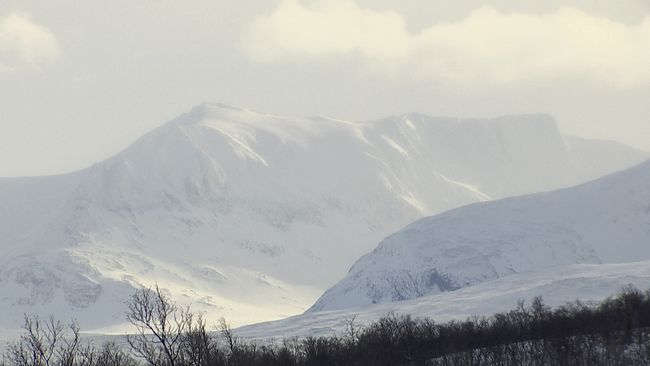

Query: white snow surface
238;261;650;339
310;160;650;312
0;103;646;332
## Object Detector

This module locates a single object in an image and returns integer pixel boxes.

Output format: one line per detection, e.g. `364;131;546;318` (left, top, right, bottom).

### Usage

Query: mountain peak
165;103;262;128
195;102;250;113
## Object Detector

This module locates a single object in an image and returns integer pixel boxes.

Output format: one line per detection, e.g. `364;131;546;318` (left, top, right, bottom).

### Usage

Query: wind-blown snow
0;103;646;332
311;159;650;312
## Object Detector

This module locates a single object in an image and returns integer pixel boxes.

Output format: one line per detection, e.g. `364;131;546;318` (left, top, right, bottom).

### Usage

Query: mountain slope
0;103;646;330
238;261;650;339
310;159;650;312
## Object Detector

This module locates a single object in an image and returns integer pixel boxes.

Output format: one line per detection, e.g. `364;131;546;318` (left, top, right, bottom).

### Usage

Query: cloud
241;1;650;88
0;11;61;72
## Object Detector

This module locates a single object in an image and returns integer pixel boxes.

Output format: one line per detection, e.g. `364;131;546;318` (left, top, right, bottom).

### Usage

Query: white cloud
242;1;650;88
0;11;60;72
242;0;410;62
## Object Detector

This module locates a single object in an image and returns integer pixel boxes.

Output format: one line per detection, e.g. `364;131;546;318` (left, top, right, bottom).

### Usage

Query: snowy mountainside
238;261;650;339
0;103;646;331
310;160;650;312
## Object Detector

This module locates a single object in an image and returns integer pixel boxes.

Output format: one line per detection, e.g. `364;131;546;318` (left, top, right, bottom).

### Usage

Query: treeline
3;285;650;366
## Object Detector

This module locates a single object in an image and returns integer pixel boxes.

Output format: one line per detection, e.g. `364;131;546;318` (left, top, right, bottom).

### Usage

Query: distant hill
311;159;650;312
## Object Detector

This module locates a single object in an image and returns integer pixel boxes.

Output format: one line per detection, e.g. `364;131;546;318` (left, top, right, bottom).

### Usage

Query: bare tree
341;315;360;343
92;342;138;366
217;317;235;353
125;284;188;366
181;313;220;366
217;317;239;365
56;321;82;366
6;315;84;366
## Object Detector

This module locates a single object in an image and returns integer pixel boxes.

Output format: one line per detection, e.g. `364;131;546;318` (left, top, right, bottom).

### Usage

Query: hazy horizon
1;0;649;177
4;103;647;178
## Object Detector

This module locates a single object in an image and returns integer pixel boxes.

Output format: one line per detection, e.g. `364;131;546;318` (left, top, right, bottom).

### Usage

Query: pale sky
1;0;649;177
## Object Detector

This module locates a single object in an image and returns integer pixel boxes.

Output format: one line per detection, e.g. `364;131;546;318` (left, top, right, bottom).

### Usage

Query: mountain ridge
0;104;647;331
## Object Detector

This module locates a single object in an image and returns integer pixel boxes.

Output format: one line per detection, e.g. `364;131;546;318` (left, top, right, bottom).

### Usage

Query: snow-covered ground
3;262;649;344
0;103;646;333
238;261;650;339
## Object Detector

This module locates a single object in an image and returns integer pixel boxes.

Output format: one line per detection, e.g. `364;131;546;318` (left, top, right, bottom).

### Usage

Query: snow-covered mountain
238;261;650;339
310;159;650;312
0;103;646;331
